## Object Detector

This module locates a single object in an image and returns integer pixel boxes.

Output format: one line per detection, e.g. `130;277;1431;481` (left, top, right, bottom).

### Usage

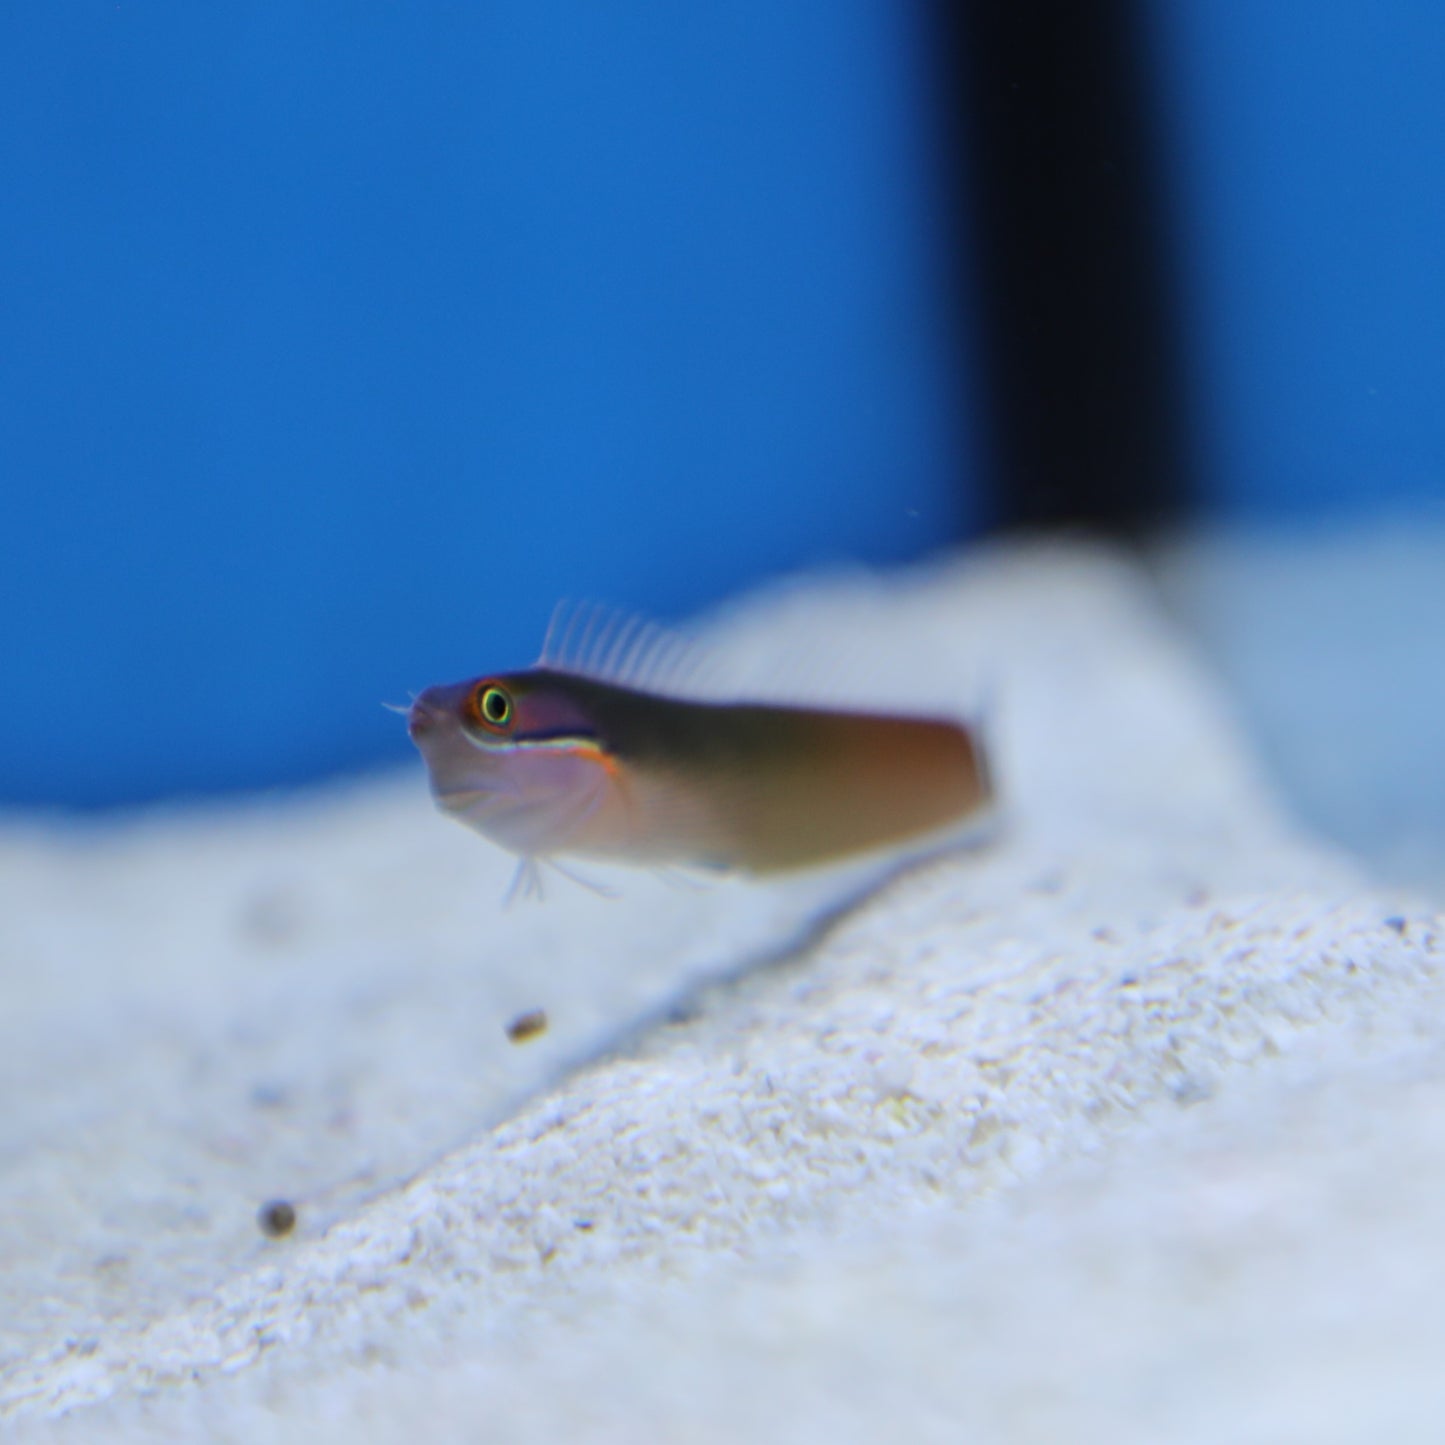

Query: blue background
1153;2;1445;515
3;3;1444;806
1;4;972;805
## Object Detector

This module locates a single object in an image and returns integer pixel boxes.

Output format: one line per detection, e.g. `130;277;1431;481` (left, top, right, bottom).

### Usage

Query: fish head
405;671;615;856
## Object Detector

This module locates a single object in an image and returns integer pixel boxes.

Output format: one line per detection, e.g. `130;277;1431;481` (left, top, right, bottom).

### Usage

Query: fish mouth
406;696;441;741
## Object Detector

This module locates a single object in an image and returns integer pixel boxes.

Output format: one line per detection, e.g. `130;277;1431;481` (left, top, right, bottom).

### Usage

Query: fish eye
474;683;514;730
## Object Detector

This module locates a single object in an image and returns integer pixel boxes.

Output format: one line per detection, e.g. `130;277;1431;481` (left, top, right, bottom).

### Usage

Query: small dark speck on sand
1384;916;1407;935
506;1009;549;1043
239;887;306;946
249;1083;289;1110
257;1199;297;1238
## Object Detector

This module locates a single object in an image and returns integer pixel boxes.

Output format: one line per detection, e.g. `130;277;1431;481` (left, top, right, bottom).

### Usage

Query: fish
405;611;993;891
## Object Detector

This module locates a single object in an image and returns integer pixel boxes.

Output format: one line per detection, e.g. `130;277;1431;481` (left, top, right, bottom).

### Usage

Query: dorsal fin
536;601;711;697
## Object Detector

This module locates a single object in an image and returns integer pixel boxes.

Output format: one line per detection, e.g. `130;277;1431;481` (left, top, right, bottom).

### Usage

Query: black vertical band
933;1;1192;533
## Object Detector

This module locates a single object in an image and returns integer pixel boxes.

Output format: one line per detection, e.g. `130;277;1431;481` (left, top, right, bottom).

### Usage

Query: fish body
407;656;993;877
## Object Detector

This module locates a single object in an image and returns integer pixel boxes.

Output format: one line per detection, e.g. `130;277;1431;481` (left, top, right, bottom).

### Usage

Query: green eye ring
472;683;514;731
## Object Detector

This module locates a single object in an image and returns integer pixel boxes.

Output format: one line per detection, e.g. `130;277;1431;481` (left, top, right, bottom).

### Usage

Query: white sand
2;542;1440;1442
